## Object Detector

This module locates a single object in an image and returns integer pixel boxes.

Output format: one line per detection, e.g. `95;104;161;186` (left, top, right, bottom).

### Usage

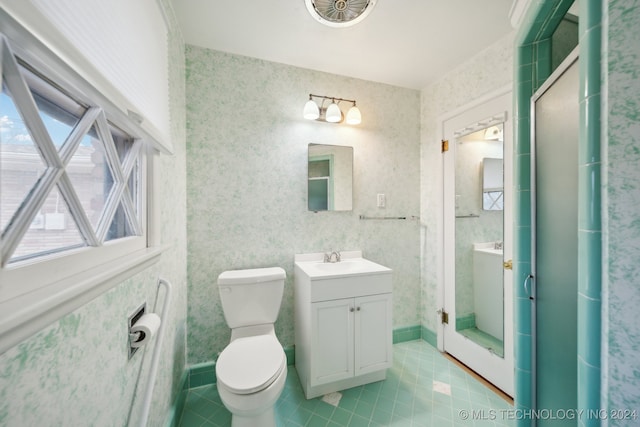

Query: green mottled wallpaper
604;0;640;420
185;46;422;363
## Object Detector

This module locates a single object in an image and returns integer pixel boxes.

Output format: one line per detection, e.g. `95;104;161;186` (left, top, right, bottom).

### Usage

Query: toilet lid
216;335;285;395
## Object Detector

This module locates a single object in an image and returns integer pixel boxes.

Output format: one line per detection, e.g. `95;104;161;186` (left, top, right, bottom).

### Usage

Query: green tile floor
178;340;514;426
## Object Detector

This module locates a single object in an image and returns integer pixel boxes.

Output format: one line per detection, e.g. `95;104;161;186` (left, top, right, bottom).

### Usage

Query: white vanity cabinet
294;252;393;399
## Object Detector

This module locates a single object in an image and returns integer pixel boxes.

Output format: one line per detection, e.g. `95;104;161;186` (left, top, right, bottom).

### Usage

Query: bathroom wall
0;2;188;426
420;32;515;333
185;46;421;363
603;0;640;416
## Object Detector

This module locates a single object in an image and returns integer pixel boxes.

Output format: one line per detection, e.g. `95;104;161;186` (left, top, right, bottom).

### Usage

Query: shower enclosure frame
513;1;603;424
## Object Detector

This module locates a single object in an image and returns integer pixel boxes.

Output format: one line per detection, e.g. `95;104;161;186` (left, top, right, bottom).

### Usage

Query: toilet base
231;407;276;427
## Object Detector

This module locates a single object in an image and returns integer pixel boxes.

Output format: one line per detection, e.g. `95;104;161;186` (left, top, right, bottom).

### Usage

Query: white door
354;293;393;375
441;88;514;396
311;298;354;385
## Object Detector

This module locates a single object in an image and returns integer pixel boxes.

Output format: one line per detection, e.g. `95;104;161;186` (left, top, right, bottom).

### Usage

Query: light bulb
303;99;320;120
326;102;342;123
346;105;361;125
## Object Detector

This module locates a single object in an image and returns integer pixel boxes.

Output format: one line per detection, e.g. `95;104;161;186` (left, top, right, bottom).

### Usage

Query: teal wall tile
577;360;601;415
578;230;602;300
515;117;532;153
515;332;533;372
578;163;602;231
190;368;216;388
515;297;533;335
577;294;601;368
581;0;602;35
514;190;531;228
515;368;533;410
517;44;534;65
189;361;216;376
514;226;531;264
421;326;437;348
392;326;422;344
517;62;534;84
579;93;602;165
284;345;296;365
580;25;603;100
516;154;532;191
455;314;476;331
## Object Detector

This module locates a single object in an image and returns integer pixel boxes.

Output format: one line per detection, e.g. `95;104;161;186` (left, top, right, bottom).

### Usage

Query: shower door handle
524;274;534;300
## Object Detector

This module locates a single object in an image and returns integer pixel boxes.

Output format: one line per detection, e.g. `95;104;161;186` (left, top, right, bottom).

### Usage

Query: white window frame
0;12;165;354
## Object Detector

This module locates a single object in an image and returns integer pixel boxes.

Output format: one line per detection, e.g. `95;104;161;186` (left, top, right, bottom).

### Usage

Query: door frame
438;84;514;395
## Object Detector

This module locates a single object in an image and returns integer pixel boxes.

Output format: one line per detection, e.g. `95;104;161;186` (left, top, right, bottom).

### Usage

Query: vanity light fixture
303;95;320;120
483;125;503;141
303;94;361;125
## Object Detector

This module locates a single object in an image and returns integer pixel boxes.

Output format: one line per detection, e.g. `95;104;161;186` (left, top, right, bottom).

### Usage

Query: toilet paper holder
128;303;147;359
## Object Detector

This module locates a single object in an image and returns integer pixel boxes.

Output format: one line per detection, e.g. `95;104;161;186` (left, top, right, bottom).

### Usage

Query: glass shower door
532;53;579;425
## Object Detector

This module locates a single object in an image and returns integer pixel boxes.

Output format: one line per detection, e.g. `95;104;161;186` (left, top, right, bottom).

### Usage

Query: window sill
0;245;166;355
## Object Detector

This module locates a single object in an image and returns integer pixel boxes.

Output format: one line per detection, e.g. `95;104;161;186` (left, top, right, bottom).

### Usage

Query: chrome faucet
324;251;341;263
494;240;503;250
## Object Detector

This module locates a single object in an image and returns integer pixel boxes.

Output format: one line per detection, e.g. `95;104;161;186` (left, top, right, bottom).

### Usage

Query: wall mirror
308;143;353;211
454;123;504;356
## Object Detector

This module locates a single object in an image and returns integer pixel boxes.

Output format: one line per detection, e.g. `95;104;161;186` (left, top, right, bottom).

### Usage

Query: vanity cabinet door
311;298;354;385
354;293;393;376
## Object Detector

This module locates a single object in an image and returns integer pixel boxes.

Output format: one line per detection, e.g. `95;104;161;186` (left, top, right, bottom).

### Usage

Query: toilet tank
217;267;286;329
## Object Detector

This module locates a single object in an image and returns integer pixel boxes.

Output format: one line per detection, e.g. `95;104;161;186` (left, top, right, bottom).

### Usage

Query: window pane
10;185;86;262
67;126;114;231
127;156;140;220
23;65;86;151
32;94;82;151
105;201;134;242
0;85;47;233
111;123;132;164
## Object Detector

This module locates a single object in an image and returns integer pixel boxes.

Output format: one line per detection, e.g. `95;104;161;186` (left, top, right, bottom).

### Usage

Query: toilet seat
216;335;285;395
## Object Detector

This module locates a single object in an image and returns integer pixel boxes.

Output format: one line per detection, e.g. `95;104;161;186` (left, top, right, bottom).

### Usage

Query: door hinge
441;139;449;152
441;310;449;324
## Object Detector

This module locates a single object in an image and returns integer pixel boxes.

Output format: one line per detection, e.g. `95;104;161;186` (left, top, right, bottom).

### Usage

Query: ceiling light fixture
303;94;361;125
305;0;378;28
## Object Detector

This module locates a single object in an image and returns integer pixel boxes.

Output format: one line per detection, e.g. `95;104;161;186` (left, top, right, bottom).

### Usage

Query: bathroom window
0;29;161;353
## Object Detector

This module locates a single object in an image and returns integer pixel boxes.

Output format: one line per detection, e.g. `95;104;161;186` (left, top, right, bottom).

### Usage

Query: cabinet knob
350;307;355;312
356;306;361;311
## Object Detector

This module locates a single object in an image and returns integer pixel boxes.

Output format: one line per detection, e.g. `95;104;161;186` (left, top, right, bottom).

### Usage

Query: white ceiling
171;0;515;90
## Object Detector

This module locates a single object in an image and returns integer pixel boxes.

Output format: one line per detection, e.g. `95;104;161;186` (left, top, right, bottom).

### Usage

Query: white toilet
216;267;287;427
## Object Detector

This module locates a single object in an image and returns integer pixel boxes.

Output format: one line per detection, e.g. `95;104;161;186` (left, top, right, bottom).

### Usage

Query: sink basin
294;251;391;279
473;242;503;256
